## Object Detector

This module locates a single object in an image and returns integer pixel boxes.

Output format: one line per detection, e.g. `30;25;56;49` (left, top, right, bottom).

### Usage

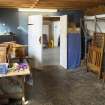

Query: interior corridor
42;47;60;65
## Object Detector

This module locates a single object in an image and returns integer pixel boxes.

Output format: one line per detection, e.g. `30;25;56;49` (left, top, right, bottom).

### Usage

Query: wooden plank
0;0;104;9
86;5;105;15
43;17;60;21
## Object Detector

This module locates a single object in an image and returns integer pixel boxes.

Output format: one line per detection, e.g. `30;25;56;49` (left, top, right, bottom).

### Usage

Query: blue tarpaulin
67;33;81;69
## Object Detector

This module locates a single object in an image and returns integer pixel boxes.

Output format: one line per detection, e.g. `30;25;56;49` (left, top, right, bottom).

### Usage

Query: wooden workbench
0;68;30;78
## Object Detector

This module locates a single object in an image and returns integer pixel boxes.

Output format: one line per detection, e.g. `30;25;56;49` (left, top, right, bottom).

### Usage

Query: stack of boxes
0;42;26;74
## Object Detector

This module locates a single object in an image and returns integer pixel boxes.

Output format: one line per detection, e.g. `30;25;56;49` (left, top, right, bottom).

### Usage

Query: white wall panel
60;15;67;69
28;15;43;68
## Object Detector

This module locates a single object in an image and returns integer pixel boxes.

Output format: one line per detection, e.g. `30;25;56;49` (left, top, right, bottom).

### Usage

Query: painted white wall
53;21;60;47
43;25;49;41
60;15;67;69
28;15;43;68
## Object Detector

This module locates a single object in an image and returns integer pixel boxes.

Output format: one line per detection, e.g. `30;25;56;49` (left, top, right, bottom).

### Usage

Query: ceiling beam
0;0;104;10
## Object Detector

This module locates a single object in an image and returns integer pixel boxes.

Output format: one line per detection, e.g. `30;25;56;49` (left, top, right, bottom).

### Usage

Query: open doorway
42;17;60;65
28;15;67;69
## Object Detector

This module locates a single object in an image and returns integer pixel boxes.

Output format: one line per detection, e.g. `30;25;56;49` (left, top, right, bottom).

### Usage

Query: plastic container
0;63;8;74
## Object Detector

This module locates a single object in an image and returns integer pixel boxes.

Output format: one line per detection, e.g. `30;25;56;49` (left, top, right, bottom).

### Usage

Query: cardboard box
0;42;27;59
15;47;26;57
0;47;7;63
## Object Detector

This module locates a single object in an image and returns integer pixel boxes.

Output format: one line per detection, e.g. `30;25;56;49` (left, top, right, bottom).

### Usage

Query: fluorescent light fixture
18;8;57;12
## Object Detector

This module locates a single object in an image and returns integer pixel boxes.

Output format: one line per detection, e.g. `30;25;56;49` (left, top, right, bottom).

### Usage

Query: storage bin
0;63;8;74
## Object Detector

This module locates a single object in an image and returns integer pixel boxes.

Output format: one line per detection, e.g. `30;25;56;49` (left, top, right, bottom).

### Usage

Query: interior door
60;15;67;69
28;15;43;68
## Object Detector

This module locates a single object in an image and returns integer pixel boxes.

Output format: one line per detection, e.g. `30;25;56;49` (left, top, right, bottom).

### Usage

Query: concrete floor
26;65;105;105
42;48;60;65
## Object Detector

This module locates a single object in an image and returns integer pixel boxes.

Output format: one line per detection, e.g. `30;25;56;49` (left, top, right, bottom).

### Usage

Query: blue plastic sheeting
67;33;81;69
